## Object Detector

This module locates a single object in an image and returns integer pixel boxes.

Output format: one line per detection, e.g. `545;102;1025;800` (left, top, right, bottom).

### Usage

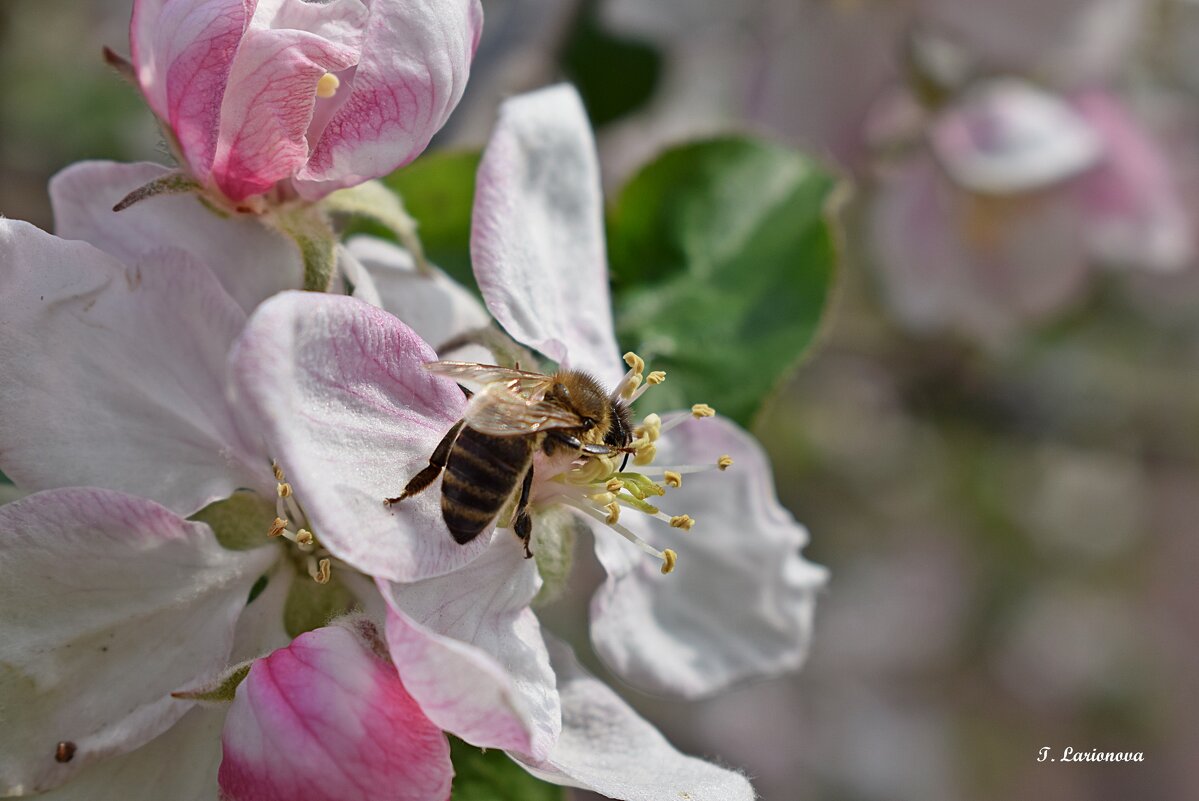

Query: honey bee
386;361;634;557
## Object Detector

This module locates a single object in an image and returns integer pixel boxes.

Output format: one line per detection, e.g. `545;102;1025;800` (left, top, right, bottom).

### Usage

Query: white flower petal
0;489;274;794
228;291;488;582
471;84;624;386
381;533;560;760
590;415;827;698
32;707;226;801
517;637;755;801
0;220;270;516
930;78;1102;194
347;236;492;352
49;161;303;313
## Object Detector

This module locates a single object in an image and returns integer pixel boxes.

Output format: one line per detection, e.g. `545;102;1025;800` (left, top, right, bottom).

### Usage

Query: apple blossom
128;0;483;204
225;85;825;798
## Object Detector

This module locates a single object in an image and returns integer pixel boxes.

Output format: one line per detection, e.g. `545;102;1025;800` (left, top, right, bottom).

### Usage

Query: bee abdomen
441;428;533;544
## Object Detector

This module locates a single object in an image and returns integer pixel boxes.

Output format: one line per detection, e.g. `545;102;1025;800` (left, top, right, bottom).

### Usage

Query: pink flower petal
219;622;451;801
589;415;827;699
210;2;365;201
131;0;251;184
381;533;560;760
0;489;275;794
517;637;755;801
471;85;624;386
49;160;302;312
1071;90;1195;271
294;0;484;197
228;291;487;581
0;220;270;515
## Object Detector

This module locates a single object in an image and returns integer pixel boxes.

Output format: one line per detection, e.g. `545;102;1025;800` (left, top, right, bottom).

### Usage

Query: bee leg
513;463;535;559
385;420;464;505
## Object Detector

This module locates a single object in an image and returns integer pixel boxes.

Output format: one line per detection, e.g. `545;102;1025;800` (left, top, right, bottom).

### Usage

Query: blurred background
4;1;1199;799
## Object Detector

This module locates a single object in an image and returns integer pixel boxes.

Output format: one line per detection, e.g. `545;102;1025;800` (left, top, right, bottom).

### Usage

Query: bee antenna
620;451;631;472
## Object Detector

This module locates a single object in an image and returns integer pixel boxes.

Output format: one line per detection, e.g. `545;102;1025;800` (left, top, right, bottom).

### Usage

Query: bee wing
423;360;553;397
463;383;587;437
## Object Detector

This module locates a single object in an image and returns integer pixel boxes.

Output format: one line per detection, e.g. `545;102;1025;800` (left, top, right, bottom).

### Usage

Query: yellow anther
268;517;288;538
646;371;666;385
664;470;682;488
272;462;285;482
669;514;695;531
566;454;615;486
310;557;332;584
661;549;677;574
633;442;657;466
315;72;340;99
605;477;625;494
590;491;616;506
277;482;293;498
605;501;621;525
619;373;643;400
717;454;733;471
635;413;662;442
623;352;646;374
691;403;716;418
295;529;314;546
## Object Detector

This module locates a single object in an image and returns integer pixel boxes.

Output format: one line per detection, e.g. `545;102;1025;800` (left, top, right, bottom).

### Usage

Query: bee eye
582;417;596;429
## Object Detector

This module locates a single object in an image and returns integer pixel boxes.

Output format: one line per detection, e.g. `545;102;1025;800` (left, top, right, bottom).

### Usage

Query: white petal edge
471;84;624;387
515;637;756;801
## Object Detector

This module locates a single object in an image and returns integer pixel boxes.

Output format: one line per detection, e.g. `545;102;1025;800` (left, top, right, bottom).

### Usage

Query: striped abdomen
441;426;536;544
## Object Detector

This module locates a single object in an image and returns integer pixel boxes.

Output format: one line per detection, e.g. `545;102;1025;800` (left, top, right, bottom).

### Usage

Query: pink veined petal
0;489;275;794
0;220;271;515
219;622;451;801
131;0;252;183
211;4;365;202
471;85;624;387
49;160;303;312
32;707;227;801
294;0;484;198
380;532;560;761
515;637;755;801
1070;90;1195;272
228;291;487;582
588;415;827;699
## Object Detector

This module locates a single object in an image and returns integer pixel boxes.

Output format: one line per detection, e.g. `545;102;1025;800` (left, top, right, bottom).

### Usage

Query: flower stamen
316;73;340;99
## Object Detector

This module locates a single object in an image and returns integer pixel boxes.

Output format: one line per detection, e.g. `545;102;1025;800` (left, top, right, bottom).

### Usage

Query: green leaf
608;137;841;426
561;1;662;128
381;151;482;291
449;738;563;801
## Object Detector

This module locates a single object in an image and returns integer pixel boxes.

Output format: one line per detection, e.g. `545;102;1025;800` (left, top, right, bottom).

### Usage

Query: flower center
268;461;333;584
544;352;732;575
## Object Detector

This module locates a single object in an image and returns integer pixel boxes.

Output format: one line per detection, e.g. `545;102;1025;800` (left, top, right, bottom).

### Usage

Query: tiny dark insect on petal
55;741;76;763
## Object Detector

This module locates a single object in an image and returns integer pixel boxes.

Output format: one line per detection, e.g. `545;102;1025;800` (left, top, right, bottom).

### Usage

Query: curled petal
472;85;624;386
210;3;365;201
517;638;755;801
228;291;485;581
590;415;827;699
0;489;274;793
50;160;302;312
219;622;451;801
0;220;269;514
295;0;484;197
381;533;560;760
